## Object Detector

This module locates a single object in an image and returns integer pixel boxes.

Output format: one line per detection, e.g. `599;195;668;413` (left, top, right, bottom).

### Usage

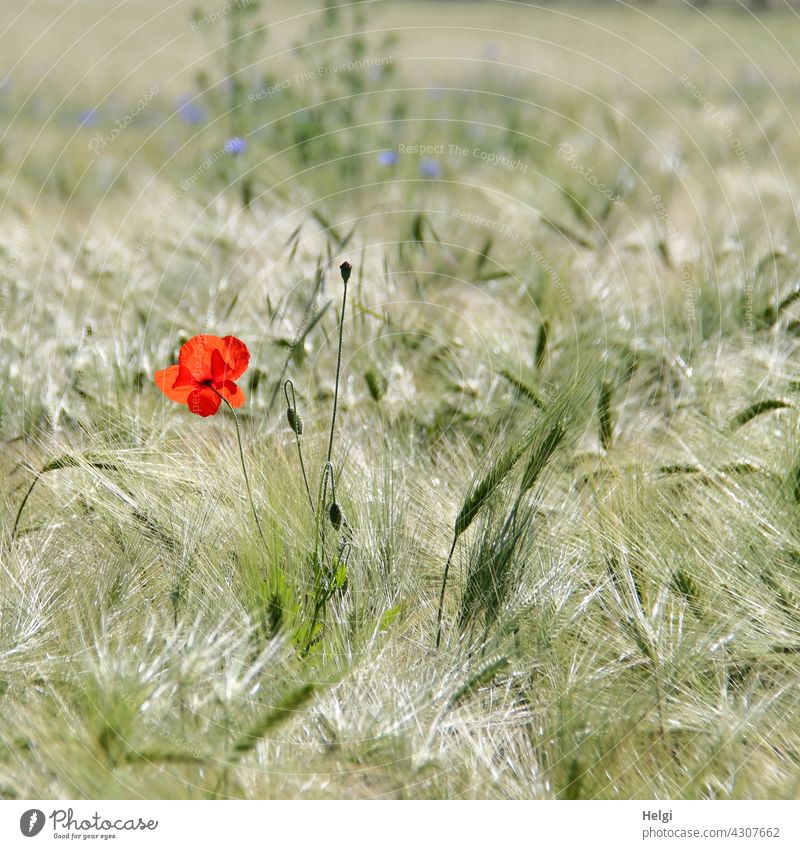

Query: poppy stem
217;393;267;548
314;461;335;563
326;272;349;468
283;379;314;514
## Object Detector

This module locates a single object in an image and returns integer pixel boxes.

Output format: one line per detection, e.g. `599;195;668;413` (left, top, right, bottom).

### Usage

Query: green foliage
453;435;528;539
227;682;316;761
730;399;794;429
3;0;800;801
458;504;532;639
598;381;614;450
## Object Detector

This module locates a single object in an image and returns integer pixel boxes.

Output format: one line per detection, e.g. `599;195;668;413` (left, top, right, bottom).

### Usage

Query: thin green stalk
303;463;336;656
11;457;120;545
10;468;45;543
216;392;267;548
435;535;458;649
303;592;327;657
284;380;314;513
315;461;335;559
326;264;351;467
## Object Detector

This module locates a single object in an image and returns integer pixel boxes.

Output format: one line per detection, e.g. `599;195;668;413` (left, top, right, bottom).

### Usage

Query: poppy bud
287;407;304;435
339;261;352;283
329;502;343;530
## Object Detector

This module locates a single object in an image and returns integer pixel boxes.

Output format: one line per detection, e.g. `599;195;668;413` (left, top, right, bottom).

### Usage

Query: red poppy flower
154;334;250;416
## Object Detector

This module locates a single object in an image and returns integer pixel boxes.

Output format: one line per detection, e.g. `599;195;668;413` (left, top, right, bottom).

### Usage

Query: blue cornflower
177;96;206;125
419;158;441;179
79;109;98;127
224;136;247;155
378;149;399;167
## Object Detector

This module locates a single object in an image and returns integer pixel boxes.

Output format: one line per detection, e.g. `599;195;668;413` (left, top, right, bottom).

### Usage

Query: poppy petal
172;365;197;389
154;365;193;403
219;379;245;408
179;335;224;382
210;348;228;383
187;386;222;417
221;336;250;380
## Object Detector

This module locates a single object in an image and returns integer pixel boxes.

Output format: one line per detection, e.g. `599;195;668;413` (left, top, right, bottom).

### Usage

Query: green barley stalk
436;424;549;648
436;361;596;647
598;380;614;450
730;398;793;429
11;456;120;543
518;419;566;496
227;683;316;760
535;320;550;370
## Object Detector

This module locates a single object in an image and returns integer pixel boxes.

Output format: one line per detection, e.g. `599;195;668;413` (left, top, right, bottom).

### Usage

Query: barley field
2;0;800;800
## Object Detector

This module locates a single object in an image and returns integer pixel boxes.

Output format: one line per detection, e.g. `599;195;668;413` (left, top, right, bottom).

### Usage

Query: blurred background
4;1;800;801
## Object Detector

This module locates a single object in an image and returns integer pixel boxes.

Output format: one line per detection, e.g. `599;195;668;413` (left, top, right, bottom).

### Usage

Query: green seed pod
287;407;304;435
329;502;343;530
